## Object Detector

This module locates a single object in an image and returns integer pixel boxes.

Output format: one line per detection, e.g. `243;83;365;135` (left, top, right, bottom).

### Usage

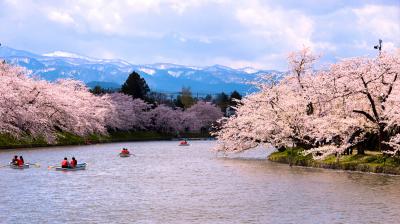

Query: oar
48;165;58;169
0;164;10;168
27;163;41;168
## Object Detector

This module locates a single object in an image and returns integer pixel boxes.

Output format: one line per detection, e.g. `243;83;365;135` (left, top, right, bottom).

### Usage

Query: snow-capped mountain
0;46;282;94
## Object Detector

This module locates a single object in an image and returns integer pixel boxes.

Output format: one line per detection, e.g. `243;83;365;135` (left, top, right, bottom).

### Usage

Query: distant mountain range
0;46;282;94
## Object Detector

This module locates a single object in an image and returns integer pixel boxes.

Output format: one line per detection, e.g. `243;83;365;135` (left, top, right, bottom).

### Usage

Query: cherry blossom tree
147;101;223;133
213;48;319;153
303;52;400;158
0;63;109;142
183;101;223;132
148;105;183;133
214;48;400;159
104;93;151;131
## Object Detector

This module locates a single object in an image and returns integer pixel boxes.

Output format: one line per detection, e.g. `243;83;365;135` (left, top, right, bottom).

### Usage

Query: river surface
1;141;400;224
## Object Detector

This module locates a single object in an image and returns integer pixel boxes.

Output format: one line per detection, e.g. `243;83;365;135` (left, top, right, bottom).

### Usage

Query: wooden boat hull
55;163;86;171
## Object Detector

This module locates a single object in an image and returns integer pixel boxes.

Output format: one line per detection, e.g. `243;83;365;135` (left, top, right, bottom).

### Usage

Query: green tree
90;85;115;95
174;95;184;108
147;91;171;105
180;87;194;109
204;94;213;102
121;71;150;100
214;92;230;112
229;90;242;106
91;85;104;95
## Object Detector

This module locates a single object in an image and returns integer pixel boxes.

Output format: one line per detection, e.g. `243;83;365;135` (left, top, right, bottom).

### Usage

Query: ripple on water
1;141;400;223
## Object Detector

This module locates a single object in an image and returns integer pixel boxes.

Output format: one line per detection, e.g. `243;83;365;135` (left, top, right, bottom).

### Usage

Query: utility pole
0;42;4;64
374;39;382;56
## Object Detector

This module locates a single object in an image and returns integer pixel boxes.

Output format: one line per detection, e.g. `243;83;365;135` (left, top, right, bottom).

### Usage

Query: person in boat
11;155;19;166
121;148;130;154
70;157;77;168
61;157;70;168
18;156;24;167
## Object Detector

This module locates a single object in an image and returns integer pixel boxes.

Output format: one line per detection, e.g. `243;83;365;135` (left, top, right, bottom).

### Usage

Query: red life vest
17;159;23;166
61;160;69;167
70;160;77;168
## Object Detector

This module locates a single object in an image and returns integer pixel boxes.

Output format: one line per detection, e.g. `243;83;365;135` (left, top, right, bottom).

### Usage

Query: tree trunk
378;124;384;152
357;146;365;155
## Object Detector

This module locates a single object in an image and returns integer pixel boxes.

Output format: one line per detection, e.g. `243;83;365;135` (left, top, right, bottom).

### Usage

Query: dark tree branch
381;73;398;106
353;110;376;123
360;76;380;122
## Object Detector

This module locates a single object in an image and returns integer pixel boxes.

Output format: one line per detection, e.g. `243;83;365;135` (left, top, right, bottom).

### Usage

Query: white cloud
48;11;75;25
198;37;212;44
1;0;399;70
235;1;315;51
312;42;337;52
353;4;400;51
209;52;286;70
39;0;220;35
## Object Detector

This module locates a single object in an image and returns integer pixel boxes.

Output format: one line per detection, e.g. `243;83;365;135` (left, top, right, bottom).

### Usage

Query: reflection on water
0;141;399;224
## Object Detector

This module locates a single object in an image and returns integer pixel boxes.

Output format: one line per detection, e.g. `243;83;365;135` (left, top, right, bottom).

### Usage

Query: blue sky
0;0;399;70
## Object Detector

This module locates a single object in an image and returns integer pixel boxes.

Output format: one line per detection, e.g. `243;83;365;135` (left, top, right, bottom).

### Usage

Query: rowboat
179;143;190;146
55;163;87;171
119;153;131;157
9;162;30;169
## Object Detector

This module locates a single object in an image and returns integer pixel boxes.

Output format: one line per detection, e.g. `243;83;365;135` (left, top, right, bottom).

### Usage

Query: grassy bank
0;131;212;149
268;148;400;175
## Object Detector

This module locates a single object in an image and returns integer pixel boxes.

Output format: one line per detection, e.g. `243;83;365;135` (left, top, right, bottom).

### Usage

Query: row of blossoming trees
0;62;223;143
214;48;400;159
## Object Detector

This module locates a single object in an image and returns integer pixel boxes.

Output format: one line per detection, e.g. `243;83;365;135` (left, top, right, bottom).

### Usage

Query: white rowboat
55;163;86;171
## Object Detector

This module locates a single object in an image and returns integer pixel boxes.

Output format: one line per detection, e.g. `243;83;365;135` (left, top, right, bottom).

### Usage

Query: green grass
0;130;212;149
56;132;87;145
268;148;400;175
0;133;48;148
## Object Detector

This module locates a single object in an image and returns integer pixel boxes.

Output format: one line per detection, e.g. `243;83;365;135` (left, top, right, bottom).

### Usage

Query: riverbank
0;131;212;149
268;148;400;175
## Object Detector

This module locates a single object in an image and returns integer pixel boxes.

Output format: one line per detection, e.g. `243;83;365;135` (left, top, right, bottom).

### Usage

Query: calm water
1;141;400;224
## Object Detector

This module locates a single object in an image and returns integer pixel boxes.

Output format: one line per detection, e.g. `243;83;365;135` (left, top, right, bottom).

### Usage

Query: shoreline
0;131;214;150
268;148;400;176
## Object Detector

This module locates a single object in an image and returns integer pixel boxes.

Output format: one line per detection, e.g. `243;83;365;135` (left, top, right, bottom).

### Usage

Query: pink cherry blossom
214;48;400;159
0;62;224;143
